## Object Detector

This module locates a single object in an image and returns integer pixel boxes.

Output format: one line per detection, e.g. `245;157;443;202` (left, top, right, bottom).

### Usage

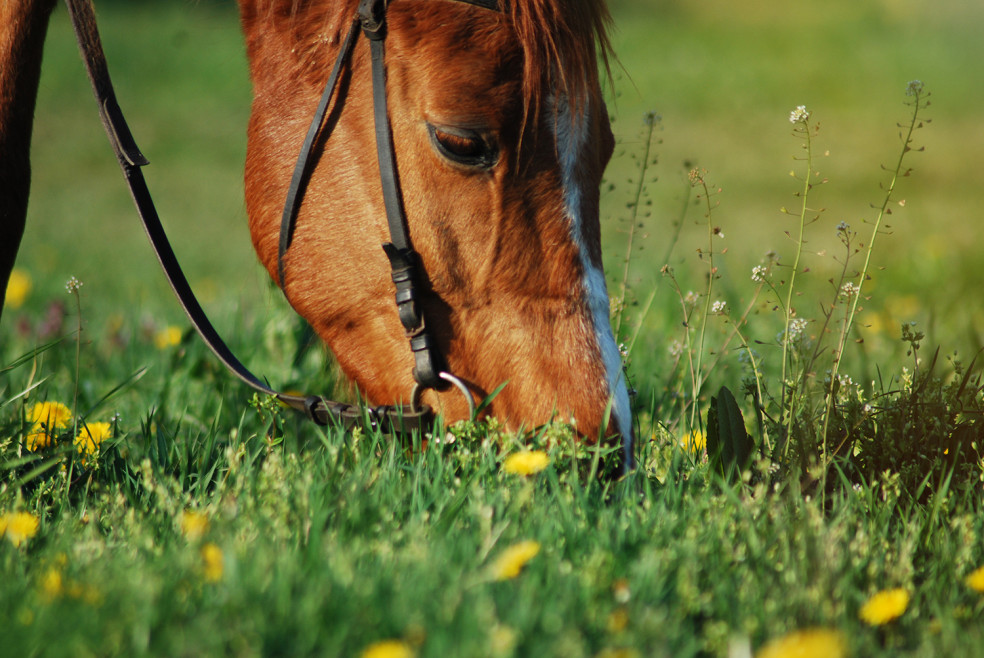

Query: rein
62;0;497;434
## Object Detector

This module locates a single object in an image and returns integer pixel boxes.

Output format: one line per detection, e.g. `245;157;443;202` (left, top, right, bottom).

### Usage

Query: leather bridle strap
63;0;432;435
277;17;361;289
359;0;446;389
278;0;501;393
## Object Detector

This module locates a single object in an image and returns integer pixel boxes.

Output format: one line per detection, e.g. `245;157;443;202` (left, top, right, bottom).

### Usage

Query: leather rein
63;0;498;435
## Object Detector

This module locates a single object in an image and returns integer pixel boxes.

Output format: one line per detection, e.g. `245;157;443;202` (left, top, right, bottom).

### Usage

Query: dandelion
607;607;630;633
180;510;210;541
201;542;224;582
361;640;415;658
1;511;40;547
711;300;727;315
154;325;183;350
859;588;910;625
39;567;65;600
502;451;550;476
756;628;846;658
681;429;706;454
751;265;768;283
789;105;810;124
4;268;31;309
75;421;112;462
965;566;984;593
490;540;541;580
25;401;72;451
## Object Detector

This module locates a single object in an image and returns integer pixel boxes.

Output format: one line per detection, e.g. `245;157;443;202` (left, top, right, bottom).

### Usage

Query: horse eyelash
428;124;497;169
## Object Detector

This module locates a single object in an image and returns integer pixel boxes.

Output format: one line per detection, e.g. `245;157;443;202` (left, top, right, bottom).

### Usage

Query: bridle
63;0;501;434
277;0;502;412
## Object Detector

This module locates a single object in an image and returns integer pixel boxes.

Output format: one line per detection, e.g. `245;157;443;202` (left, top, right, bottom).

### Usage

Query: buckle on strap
358;0;387;40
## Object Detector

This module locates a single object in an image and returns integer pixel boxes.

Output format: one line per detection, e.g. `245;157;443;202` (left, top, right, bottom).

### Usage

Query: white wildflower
751;265;768;283
840;282;860;299
789;105;810;124
905;80;924;97
711;300;728;314
65;277;83;294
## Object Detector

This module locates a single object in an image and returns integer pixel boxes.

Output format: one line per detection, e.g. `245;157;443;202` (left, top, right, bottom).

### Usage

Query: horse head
239;0;632;456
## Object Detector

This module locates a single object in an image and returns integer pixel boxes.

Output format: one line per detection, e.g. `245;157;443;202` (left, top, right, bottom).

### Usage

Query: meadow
3;0;984;656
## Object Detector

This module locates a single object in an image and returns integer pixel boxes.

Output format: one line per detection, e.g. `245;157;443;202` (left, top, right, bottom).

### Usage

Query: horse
1;0;634;462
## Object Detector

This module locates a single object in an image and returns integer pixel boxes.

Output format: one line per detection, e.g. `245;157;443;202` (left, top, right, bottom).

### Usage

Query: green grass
4;1;984;656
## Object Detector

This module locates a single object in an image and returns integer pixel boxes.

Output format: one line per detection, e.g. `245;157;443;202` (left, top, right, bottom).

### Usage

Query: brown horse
1;0;633;458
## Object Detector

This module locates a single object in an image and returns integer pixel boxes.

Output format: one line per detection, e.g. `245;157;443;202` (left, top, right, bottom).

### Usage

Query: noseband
278;0;500;404
63;0;505;434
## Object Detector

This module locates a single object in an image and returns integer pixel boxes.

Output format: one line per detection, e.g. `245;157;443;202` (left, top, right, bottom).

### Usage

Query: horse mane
256;0;613;119
508;0;613;120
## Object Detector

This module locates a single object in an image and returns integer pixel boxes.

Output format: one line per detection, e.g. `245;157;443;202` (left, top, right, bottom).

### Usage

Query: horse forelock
256;0;612;117
507;0;613;122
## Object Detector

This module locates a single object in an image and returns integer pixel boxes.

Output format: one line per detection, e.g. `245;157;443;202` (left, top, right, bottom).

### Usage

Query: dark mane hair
508;0;614;119
267;0;614;118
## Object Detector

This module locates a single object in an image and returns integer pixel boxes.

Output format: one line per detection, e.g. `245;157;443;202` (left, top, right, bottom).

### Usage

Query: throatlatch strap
63;0;433;436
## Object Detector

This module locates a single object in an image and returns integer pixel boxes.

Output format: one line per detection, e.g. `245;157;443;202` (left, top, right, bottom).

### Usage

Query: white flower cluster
840;281;861;299
905;80;924;97
65;276;83;294
711;300;728;315
789;105;810;124
751;265;768;283
778;317;808;346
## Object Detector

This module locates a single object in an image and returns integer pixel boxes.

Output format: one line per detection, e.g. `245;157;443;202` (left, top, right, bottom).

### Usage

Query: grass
4;0;984;656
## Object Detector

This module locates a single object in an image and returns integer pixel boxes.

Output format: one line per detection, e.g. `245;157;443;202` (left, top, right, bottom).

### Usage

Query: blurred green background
11;0;984;362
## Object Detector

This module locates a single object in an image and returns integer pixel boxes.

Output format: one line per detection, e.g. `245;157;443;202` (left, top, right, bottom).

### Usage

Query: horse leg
0;0;57;323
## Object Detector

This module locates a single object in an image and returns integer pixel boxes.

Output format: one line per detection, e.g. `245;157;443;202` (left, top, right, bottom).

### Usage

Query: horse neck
0;0;57;321
0;0;57;172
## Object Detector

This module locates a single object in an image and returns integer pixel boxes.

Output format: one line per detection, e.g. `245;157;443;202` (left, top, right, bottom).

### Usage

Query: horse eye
428;125;496;169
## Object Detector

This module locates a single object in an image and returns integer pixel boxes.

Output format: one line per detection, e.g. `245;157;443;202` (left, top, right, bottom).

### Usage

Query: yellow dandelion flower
4;268;32;309
859;588;910;626
1;511;40;547
154;325;183;350
965;566;984;593
607;607;630;633
24;401;72;450
756;628;847;658
361;640;415;658
39;567;64;600
180;510;210;541
29;401;72;429
74;422;112;461
25;430;55;451
490;539;541;580
201;542;224;582
681;429;705;453
502;450;550;476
